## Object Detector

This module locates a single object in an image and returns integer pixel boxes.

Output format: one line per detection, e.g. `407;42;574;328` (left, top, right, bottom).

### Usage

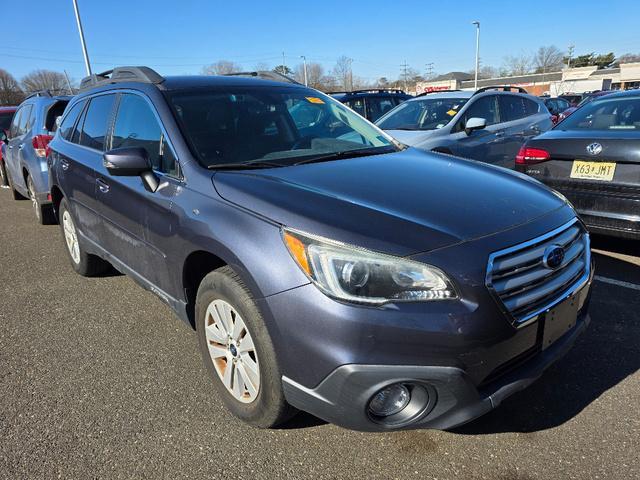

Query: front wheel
58;198;109;276
196;266;296;428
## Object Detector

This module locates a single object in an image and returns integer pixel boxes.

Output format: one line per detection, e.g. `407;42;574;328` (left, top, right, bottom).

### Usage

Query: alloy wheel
62;210;80;264
204;299;260;403
27;177;40;220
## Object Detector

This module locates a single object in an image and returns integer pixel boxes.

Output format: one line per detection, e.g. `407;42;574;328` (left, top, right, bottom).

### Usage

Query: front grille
486;218;591;327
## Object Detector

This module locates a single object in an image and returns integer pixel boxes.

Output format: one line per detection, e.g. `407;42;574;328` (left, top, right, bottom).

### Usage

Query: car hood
213;149;568;256
384;129;438;146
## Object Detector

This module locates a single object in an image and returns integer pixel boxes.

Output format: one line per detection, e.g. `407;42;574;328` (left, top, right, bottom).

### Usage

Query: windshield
375;97;468;131
558;96;640;132
166;87;397;168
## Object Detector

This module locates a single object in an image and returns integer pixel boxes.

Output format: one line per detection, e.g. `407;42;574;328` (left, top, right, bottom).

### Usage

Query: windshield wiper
207;160;286;170
293;146;396;166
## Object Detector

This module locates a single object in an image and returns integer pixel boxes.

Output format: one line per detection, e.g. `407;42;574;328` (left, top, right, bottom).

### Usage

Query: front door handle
96;178;110;193
18;143;24;150
60;159;70;171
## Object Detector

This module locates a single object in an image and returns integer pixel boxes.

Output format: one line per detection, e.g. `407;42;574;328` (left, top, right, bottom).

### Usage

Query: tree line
0;69;74;105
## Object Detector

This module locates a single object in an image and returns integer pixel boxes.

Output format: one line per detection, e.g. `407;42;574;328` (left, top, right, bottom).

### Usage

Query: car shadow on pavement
454;241;640;435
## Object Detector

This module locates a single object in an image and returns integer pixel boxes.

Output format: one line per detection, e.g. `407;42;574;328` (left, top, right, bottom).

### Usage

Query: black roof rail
415;89;462;97
473;85;528;95
24;90;53;100
224;71;302;85
328;88;407;95
79;66;164;92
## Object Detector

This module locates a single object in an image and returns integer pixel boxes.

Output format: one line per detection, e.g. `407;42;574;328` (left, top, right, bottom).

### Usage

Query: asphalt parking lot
0;189;638;480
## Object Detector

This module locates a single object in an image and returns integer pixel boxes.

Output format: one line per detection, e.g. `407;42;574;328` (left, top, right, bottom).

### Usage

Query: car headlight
283;229;457;304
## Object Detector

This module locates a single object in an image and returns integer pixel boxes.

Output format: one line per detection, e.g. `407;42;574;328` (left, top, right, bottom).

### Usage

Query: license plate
542;296;579;350
570;160;616;181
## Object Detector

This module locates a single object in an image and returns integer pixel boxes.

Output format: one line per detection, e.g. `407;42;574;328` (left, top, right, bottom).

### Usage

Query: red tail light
516;146;550;165
32;134;54;158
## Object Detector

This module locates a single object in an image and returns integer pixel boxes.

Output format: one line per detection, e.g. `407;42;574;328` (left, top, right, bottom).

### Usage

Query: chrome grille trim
486;218;591;328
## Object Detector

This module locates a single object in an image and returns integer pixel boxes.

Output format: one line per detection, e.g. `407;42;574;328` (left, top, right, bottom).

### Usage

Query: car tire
196;266;296;428
27;175;55;225
0;160;8;187
58;197;110;276
6;168;26;200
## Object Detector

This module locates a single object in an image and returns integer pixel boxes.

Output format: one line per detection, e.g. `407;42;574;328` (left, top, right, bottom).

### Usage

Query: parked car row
3;65;624;433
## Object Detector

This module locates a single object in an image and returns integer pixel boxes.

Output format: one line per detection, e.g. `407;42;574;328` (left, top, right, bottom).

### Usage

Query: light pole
300;55;308;86
72;0;92;76
472;21;480;90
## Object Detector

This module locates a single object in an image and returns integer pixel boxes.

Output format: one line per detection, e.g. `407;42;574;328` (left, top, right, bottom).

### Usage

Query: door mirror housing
464;117;487;135
103;147;159;192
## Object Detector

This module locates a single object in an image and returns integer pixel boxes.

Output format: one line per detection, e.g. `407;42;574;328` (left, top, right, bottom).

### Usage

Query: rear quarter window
59;101;86;141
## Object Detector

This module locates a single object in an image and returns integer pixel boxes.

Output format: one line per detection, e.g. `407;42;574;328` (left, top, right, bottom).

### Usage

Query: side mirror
464;117;487;135
103;147;158;192
0;131;6;143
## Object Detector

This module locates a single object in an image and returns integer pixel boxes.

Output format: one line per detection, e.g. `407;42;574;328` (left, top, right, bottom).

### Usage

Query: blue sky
1;0;639;84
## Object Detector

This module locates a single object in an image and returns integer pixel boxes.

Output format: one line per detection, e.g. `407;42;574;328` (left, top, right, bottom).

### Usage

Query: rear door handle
18;143;24;150
96;178;110;193
60;158;70;171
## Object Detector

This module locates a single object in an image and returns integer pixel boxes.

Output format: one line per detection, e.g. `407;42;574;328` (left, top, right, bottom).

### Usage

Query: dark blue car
48;67;593;431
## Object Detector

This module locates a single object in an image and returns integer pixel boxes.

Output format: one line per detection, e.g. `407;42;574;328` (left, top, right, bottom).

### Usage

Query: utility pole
63;70;73;94
300;55;308;86
472;21;480;90
347;57;353;91
72;0;92;76
567;44;575;69
425;62;434;78
282;51;286;74
400;61;409;92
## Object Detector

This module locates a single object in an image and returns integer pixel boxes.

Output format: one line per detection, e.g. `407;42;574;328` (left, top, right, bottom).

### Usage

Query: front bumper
282;303;590;432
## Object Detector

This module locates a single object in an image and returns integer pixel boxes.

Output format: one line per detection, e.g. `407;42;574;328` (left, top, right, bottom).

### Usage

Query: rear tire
0;160;8;187
27;175;55;225
58;197;109;276
6;168;26;200
196;266;296;428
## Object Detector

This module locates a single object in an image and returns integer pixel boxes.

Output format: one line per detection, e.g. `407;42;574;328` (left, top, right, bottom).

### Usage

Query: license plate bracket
542;296;579;350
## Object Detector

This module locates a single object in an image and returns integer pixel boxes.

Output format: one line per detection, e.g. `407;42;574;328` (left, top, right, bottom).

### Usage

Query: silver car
376;87;553;168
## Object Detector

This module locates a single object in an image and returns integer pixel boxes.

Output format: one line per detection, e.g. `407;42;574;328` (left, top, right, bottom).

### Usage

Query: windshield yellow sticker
446;109;458;116
306;97;325;104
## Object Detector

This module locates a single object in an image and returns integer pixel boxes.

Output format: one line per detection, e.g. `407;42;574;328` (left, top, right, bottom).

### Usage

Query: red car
0;107;18;175
0;106;17;186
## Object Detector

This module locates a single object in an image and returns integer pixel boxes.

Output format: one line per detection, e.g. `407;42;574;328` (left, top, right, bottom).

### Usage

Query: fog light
368;384;411;417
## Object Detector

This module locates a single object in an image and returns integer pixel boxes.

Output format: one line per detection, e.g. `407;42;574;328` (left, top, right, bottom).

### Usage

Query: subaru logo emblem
586;142;602;156
543;245;565;270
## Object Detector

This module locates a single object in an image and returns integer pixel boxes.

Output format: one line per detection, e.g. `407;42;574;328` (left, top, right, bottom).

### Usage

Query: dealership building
414;62;640;96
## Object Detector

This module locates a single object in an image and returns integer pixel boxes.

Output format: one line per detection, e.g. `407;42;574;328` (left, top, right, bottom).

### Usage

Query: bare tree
502;54;533;76
332;55;353;91
21;69;69;94
533;46;565;74
294;62;325;89
0;69;25;105
253;62;271;72
202;60;242;75
616;53;640;65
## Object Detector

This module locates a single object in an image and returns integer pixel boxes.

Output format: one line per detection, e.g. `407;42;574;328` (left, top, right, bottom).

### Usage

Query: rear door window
112;93;178;176
367;97;396;122
345;98;366;117
498;95;527;122
8;108;22;138
59;101;86;141
78;94;116;151
17;105;33;136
